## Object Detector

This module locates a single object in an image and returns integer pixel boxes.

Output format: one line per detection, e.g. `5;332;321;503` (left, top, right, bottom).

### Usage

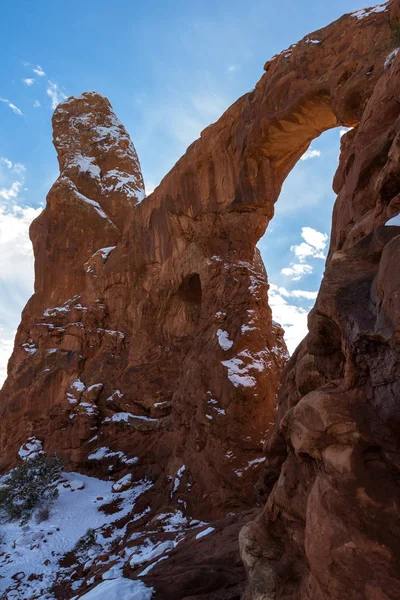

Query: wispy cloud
0;181;22;200
23;78;35;86
227;64;240;73
0;98;23;116
46;80;67;110
33;100;41;108
281;263;313;280
300;148;321;161
271;284;318;301
290;289;318;300
32;65;45;77
0;158;13;169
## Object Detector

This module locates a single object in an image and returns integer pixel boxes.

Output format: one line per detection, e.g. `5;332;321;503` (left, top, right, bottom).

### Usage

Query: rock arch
2;3;400;597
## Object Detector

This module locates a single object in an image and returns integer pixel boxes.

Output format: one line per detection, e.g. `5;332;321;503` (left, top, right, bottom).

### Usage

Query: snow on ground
0;472;152;599
79;578;153;599
195;527;215;540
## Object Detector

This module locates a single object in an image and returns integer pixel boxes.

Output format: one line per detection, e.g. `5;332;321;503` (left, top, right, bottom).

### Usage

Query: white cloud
227;64;240;73
33;100;41;108
285;226;328;271
0;160;41;385
32;65;45;77
12;163;26;175
268;284;309;354
290;289;318;300
23;78;35;86
46;80;67;110
291;241;319;262
0;202;40;386
0;98;23;116
271;284;318;301
1;158;12;169
281;227;328;280
301;226;328;251
300;148;321;161
0;331;14;386
281;263;313;280
0;181;23;200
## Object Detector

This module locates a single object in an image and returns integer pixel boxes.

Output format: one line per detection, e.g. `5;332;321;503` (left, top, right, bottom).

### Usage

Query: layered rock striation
2;1;400;598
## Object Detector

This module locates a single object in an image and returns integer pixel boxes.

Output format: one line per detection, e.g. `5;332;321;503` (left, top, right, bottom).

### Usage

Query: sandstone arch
2;3;400;598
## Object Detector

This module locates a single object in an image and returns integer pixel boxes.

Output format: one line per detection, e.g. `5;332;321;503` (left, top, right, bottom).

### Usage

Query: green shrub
0;453;63;526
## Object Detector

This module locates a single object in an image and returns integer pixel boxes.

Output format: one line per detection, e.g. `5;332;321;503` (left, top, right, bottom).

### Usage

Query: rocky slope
2;1;400;599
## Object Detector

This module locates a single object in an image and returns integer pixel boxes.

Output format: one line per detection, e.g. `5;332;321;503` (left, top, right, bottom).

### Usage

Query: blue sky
0;0;377;381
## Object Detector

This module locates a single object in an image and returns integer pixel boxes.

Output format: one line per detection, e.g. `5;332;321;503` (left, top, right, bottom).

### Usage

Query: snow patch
92;246;116;260
129;539;175;567
103;169;146;202
351;3;387;20
222;349;273;388
18;437;44;461
87;446;138;465
112;474;132;492
0;472;153;599
69;154;101;179
216;329;234;351
385;48;399;70
103;413;157;424
195;527;215;540
106;389;124;402
21;341;38;355
171;465;186;496
78;577;153;600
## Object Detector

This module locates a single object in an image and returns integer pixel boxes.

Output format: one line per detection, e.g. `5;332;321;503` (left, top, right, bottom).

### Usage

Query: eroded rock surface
241;2;400;599
0;91;287;523
2;2;400;599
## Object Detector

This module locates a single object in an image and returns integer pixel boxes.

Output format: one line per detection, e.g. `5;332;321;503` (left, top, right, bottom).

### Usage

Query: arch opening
258;126;346;354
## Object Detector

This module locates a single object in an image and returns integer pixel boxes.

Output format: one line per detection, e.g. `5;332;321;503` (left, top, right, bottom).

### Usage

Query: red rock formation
241;3;400;599
2;2;400;598
0;88;287;521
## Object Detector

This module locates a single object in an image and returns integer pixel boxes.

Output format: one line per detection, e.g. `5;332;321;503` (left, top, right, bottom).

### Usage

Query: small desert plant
389;18;400;46
74;528;96;553
0;453;63;526
34;502;51;524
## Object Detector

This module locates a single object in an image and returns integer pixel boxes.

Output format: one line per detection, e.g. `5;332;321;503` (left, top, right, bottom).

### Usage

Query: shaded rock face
1;3;400;599
241;3;400;599
0;90;288;521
